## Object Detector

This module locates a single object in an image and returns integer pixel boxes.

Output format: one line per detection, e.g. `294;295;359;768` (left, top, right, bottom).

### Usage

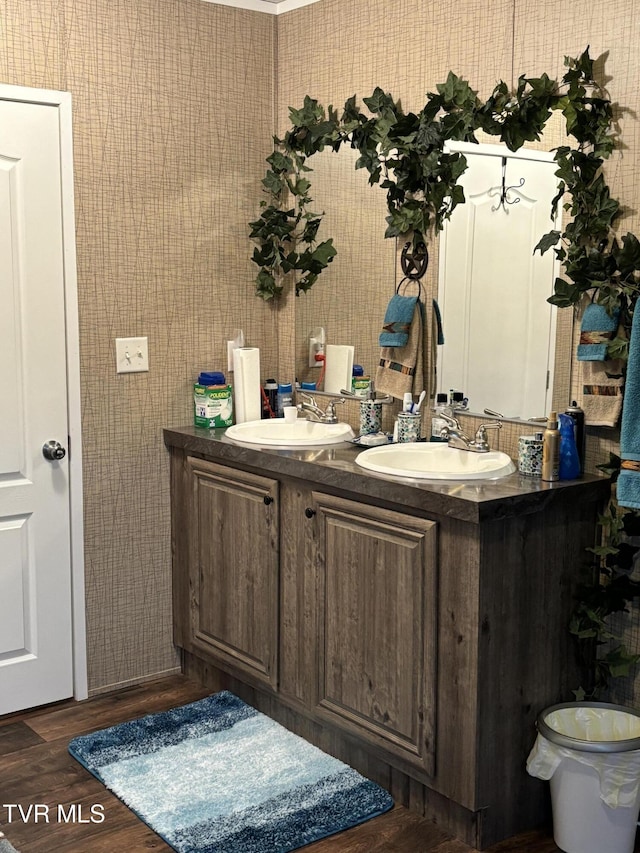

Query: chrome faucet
439;412;502;453
297;392;345;424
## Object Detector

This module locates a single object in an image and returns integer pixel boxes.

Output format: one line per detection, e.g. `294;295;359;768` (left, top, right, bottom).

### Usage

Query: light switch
115;337;149;373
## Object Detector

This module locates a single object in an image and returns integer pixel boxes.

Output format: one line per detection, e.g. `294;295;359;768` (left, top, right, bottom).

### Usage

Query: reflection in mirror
295;130;573;424
438;142;561;420
295;147;395;390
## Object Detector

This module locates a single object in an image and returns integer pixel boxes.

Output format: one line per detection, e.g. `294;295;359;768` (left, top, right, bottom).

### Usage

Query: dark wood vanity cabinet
166;430;609;850
178;456;279;690
281;488;438;777
175;457;438;777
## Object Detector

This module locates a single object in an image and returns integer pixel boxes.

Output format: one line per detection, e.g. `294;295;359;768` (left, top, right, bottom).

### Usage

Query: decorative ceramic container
397;412;421;443
518;433;544;477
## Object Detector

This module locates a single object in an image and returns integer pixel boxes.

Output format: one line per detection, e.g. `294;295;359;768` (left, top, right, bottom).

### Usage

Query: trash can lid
537;702;640;754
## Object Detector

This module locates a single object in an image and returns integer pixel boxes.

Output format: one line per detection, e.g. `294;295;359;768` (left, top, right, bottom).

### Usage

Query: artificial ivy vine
250;47;639;327
250;48;640;700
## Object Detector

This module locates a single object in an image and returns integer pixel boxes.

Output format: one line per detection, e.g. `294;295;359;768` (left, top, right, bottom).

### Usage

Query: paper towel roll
232;347;261;423
324;344;354;394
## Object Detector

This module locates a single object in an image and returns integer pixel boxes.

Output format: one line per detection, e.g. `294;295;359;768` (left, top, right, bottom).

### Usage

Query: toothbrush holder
359;400;383;435
397;411;421;443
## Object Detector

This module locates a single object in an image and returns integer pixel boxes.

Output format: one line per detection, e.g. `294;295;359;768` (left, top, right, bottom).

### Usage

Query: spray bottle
541;412;560;482
558;413;581;480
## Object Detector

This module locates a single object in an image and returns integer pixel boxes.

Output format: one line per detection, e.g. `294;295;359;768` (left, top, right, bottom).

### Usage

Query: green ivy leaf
614;233;640;277
288;95;325;127
535;230;562;255
548;276;581;307
436;72;478;110
311;239;337;267
266;150;293;174
603;645;640;678
262;170;284;195
255;269;279;300
363;87;398;115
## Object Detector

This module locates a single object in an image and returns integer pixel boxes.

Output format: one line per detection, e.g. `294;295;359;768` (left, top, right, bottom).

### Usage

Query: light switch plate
115;337;149;373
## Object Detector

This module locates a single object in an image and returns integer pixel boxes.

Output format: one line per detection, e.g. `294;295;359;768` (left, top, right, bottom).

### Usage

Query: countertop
163;425;611;524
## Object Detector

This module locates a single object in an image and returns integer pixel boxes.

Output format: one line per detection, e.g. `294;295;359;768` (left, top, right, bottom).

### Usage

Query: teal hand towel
379;293;418;347
618;306;640;509
577;302;619;361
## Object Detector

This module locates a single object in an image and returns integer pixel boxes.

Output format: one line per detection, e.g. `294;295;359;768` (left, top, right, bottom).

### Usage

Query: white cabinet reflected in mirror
438;142;562;420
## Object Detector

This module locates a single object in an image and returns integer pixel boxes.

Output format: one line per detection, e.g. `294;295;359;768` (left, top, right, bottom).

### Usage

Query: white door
0;95;77;714
438;143;560;420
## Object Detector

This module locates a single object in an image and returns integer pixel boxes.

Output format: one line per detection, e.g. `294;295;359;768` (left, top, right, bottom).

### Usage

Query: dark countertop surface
163;425;611;524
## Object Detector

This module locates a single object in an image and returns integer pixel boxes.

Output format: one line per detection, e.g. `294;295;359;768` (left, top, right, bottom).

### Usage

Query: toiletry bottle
558;413;581;480
276;382;293;417
262;378;277;419
452;391;465;410
564;401;585;475
541;412;560;482
351;364;370;398
430;393;449;442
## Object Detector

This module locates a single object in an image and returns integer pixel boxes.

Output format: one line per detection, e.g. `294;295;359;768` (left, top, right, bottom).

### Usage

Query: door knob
42;440;66;461
304;507;316;518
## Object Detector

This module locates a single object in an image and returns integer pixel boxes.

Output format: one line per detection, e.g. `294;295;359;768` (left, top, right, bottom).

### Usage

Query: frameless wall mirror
294;140;572;423
295;147;395;390
438;141;562;421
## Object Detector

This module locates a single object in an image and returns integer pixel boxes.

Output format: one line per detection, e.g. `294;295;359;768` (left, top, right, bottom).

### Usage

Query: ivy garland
250;47;640;699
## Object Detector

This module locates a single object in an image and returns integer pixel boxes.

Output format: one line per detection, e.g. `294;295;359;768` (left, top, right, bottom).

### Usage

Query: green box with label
194;383;233;428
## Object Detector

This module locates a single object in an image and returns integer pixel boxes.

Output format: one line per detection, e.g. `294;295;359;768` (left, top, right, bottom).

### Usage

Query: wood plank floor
0;675;567;852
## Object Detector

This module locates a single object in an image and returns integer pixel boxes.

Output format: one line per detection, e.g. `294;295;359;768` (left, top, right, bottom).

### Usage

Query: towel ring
400;240;429;280
395;276;422;300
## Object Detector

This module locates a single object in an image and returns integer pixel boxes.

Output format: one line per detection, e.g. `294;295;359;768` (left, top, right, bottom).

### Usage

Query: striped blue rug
68;691;393;852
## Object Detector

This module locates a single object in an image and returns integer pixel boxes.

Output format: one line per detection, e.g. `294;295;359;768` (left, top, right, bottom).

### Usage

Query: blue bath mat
68;691;393;853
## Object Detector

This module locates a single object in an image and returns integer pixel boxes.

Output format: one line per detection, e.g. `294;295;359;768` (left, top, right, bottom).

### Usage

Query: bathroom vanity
164;426;609;849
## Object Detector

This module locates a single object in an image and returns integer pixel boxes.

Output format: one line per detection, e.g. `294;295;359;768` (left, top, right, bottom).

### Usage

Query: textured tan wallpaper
2;0;277;693
4;0;640;698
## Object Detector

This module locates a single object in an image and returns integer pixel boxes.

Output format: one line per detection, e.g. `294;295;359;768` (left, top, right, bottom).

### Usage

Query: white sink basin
225;419;355;448
356;442;516;480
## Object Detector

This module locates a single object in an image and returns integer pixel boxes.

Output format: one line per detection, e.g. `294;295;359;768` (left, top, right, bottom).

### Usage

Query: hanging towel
379;293;418;347
376;298;439;401
579;358;624;427
376;300;423;399
618;307;640;509
577;302;620;361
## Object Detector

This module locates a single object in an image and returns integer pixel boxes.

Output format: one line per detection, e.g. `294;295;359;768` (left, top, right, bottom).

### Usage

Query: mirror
295;133;572;421
437;141;561;420
295;146;396;392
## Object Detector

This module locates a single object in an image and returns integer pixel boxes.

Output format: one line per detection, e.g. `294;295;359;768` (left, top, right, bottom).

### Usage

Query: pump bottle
430;393;449;442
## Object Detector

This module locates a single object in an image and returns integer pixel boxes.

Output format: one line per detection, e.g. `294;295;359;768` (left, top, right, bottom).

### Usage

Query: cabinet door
312;492;438;776
187;457;279;689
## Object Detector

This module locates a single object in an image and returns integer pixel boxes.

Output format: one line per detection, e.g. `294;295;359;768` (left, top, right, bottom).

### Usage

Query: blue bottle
558;413;581;480
276;382;293;417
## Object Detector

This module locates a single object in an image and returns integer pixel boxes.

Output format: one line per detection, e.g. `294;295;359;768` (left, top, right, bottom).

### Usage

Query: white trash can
527;702;640;853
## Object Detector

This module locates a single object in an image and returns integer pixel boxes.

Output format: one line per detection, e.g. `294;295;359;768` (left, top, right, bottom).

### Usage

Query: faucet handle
474;421;502;451
323;398;346;423
440;411;462;430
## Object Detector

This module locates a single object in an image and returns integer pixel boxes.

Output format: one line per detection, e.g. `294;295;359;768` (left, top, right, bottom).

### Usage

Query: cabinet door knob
304;507;316;518
263;495;274;505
